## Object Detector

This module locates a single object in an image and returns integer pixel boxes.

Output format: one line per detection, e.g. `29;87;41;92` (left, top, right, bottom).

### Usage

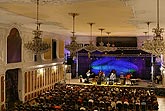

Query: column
162;55;165;86
151;54;154;86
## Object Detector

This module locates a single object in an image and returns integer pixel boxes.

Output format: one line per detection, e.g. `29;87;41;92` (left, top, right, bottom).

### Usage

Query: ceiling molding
0;0;95;5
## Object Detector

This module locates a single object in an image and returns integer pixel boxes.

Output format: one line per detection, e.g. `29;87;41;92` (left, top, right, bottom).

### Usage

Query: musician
98;70;105;78
110;72;116;83
97;70;105;84
125;73;132;85
109;69;117;84
85;70;91;83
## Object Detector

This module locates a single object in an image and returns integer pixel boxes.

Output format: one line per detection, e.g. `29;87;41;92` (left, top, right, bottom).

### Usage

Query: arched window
7;28;22;63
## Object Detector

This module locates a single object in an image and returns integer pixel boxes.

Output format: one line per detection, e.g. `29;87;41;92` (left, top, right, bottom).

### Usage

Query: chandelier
141;0;165;56
65;13;82;57
97;28;107;52
83;22;98;52
105;32;117;52
143;31;148;36
24;0;50;54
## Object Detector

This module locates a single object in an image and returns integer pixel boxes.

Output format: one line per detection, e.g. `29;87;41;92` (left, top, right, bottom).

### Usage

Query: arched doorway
5;69;20;110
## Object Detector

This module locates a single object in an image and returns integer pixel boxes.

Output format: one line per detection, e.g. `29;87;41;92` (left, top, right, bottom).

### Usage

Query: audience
14;84;159;111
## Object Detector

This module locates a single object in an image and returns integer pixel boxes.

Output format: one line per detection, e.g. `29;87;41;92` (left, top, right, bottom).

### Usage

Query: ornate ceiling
0;0;165;39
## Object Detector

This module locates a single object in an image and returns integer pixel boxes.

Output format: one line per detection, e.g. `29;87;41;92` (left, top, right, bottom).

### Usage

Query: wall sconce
52;66;57;73
65;65;67;69
37;68;44;77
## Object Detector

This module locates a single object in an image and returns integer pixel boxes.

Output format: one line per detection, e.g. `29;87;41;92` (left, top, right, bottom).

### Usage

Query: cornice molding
0;0;94;4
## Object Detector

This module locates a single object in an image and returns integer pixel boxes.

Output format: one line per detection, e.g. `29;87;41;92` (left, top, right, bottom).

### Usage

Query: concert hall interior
0;0;165;111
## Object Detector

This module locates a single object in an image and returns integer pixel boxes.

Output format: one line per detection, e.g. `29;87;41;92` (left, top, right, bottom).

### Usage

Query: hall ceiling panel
129;0;165;36
0;0;164;37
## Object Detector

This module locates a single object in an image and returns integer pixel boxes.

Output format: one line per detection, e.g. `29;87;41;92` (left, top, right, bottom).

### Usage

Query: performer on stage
85;70;91;83
125;73;132;85
109;69;117;84
98;70;105;78
97;70;105;84
110;72;116;83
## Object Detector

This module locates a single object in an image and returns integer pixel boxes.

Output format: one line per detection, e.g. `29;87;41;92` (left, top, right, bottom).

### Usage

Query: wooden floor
66;78;165;111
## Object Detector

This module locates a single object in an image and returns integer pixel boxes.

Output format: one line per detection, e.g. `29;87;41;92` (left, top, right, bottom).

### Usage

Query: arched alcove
7;28;22;63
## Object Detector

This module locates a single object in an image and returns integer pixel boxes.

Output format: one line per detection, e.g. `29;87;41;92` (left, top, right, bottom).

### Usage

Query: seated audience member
116;99;122;111
135;99;140;111
141;100;147;111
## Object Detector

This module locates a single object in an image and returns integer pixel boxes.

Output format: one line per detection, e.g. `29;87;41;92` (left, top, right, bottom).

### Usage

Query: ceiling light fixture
105;32;117;52
146;21;152;37
143;31;148;36
24;0;50;54
97;28;106;52
65;13;82;57
141;0;165;56
83;22;98;52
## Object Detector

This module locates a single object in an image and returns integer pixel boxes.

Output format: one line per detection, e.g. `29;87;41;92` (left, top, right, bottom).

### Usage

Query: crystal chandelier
24;0;50;54
97;28;106;52
141;0;165;56
65;13;82;57
143;31;148;36
83;22;98;52
105;32;117;52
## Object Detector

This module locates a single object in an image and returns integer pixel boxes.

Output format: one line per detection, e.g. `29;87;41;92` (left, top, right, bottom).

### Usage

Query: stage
65;78;165;88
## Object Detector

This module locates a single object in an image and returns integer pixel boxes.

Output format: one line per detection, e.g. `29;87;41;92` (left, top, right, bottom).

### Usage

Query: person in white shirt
86;70;90;83
110;72;116;84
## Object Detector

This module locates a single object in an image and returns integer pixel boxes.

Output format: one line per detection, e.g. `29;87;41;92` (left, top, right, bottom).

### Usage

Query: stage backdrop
78;52;152;80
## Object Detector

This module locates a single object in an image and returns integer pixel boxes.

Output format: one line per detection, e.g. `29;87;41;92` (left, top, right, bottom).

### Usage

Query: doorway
5;69;20;110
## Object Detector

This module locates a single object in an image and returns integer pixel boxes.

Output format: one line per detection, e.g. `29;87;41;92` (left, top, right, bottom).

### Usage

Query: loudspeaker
67;57;73;65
